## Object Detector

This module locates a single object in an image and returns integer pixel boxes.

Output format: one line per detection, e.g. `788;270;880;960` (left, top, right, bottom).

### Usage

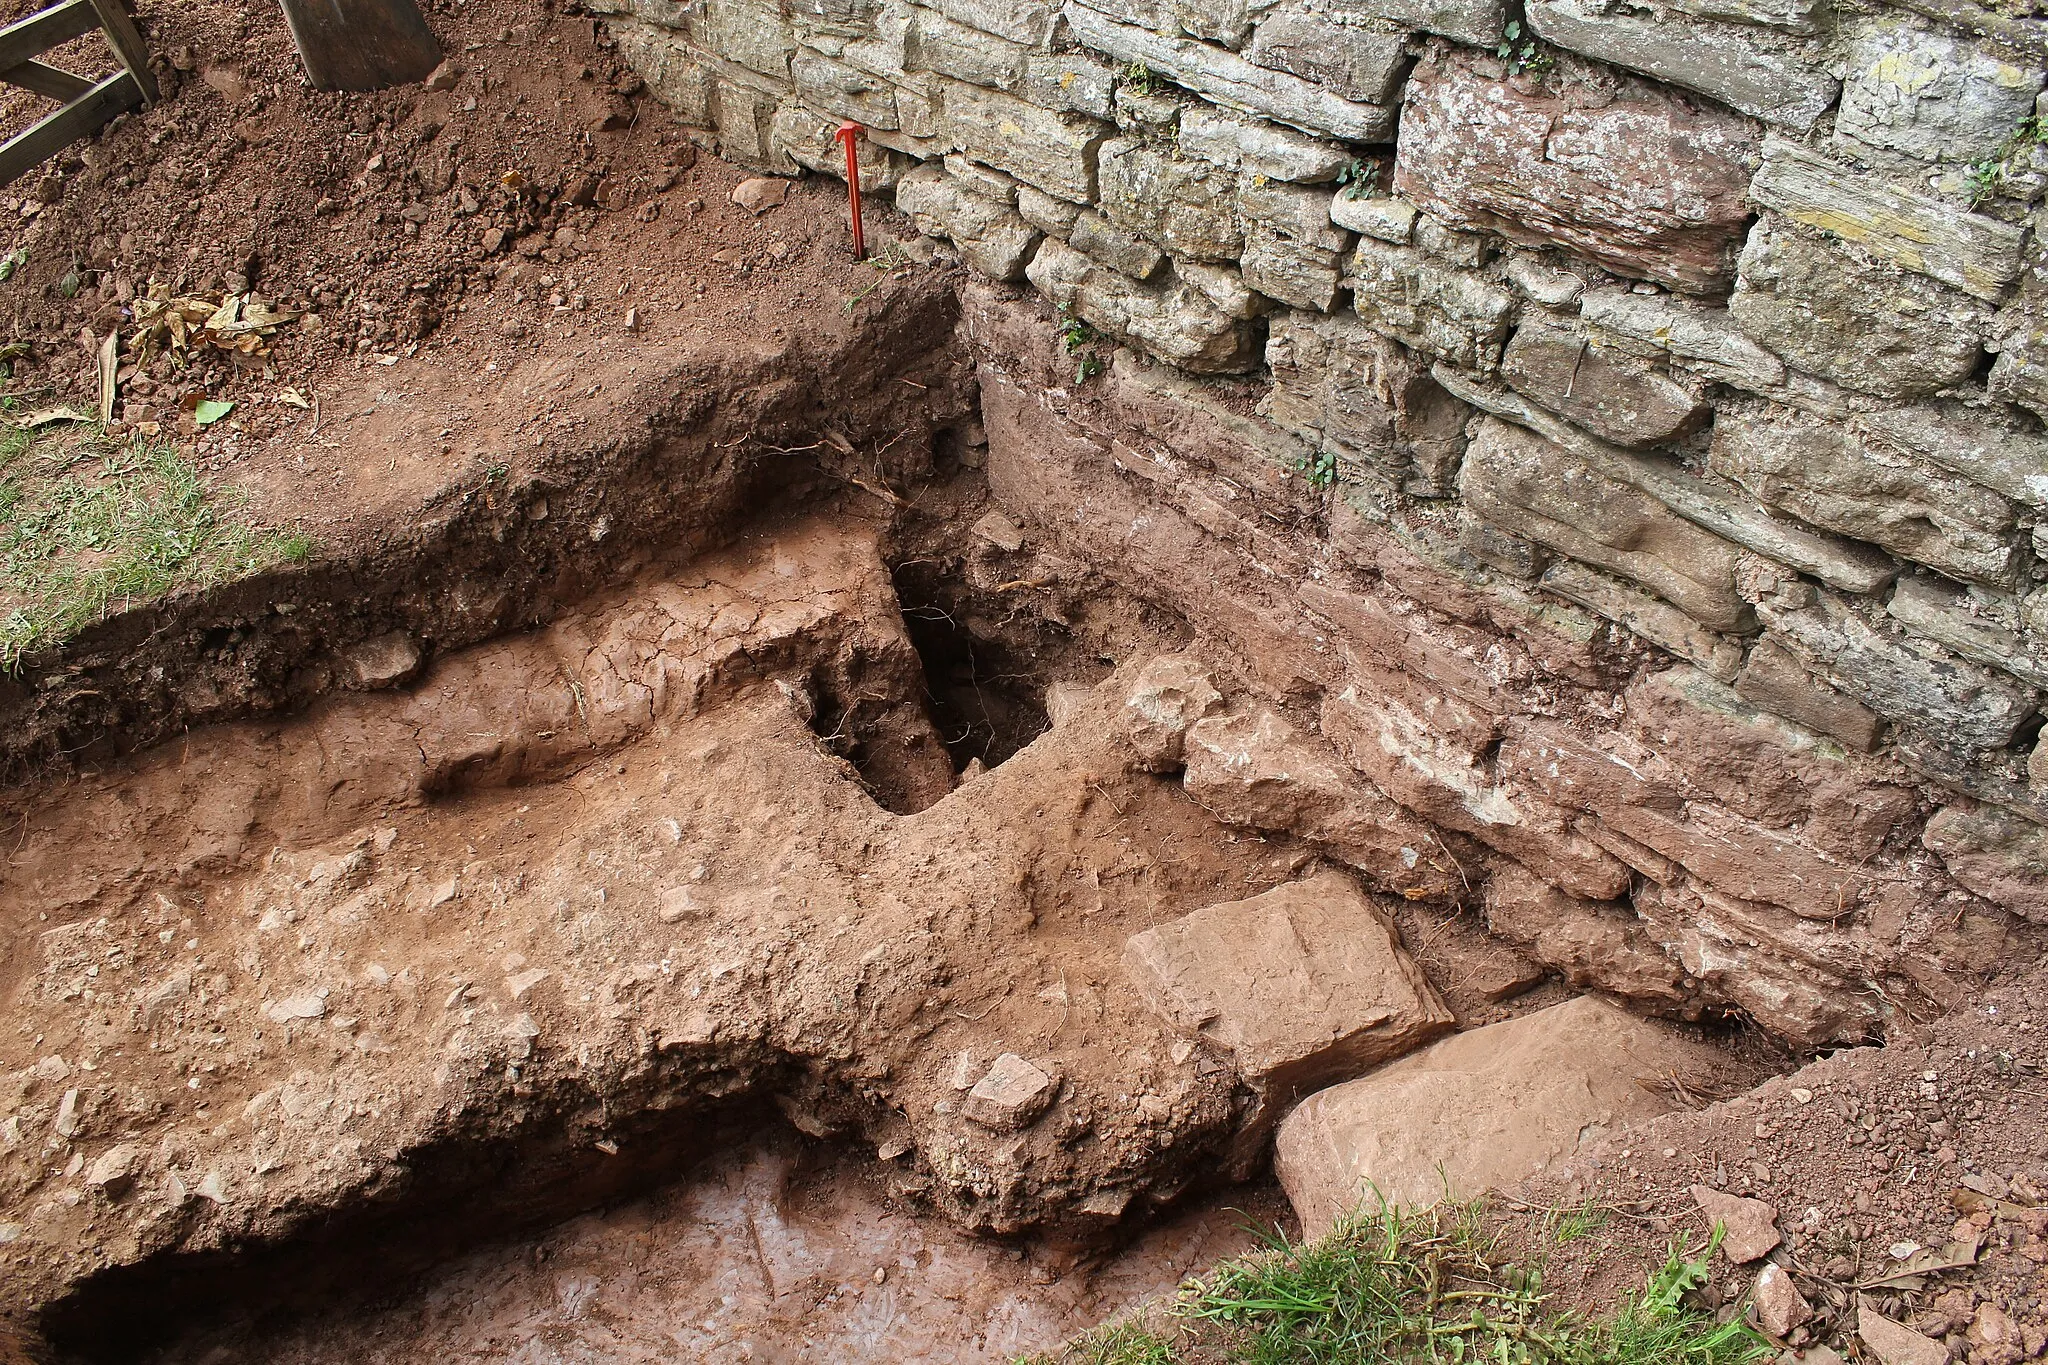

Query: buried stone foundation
957;278;2035;1051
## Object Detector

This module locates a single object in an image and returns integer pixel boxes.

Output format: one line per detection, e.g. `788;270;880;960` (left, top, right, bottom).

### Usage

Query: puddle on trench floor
153;1129;1288;1364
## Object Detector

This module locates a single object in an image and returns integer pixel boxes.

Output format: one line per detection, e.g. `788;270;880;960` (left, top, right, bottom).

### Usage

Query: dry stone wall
604;0;2048;1043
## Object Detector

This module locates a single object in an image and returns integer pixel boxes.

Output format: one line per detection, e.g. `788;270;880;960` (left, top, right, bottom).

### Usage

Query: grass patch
1025;1201;1769;1365
0;422;311;670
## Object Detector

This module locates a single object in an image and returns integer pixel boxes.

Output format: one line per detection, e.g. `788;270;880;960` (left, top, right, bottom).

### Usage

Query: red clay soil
0;0;2043;1362
1493;960;2048;1365
0;0;917;552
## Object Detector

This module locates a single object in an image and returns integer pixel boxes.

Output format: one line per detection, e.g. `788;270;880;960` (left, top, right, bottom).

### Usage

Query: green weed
1336;158;1380;201
1122;62;1165;95
1542;1199;1611;1249
1496;20;1553;76
1293;446;1339;490
1059;303;1110;385
1025;1200;1769;1365
0;427;311;671
1967;113;2048;206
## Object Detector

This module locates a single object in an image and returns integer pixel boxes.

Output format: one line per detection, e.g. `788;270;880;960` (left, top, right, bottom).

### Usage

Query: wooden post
82;0;154;103
278;0;443;92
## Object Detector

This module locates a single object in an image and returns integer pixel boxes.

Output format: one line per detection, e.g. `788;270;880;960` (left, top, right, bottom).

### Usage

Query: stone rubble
1272;997;1727;1235
1121;870;1453;1108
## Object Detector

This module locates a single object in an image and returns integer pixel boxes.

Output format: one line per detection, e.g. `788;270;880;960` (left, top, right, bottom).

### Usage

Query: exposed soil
1496;961;2048;1364
0;0;2042;1362
139;1127;1294;1364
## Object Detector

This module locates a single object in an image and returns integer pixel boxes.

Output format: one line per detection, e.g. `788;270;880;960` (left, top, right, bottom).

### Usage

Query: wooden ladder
0;0;155;188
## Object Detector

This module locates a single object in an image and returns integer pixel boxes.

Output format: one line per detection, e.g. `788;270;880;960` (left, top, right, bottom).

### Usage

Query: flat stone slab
1123;870;1453;1104
1274;996;1723;1235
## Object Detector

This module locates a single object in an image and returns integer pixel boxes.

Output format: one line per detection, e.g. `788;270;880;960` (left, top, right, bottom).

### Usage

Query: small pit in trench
892;559;1059;776
803;534;1097;814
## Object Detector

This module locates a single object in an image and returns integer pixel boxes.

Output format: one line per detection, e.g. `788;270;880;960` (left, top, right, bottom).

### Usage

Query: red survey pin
835;121;867;262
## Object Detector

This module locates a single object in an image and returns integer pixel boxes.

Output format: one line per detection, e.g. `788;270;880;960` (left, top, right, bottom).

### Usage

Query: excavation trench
1;298;1784;1363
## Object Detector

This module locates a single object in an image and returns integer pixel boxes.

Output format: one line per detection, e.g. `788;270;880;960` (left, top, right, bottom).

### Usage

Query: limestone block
1729;219;1989;401
1017;184;1083;236
1394;46;1760;295
937;81;1110;201
792;51;901;126
1348;239;1514;372
1484;862;1697;1012
1123;654;1225;767
1835;24;2043;165
1181;707;1466;899
1865;406;2048;509
1264;310;1469;481
908;9;1028;89
1275;997;1720;1231
1097;138;1245;262
1177;260;1264;319
1114;85;1188;134
1433;367;1900;595
895;164;1044;280
837;3;916;74
703;0;798;79
1525;0;1836;131
1241;226;1342;310
1749;136;2026;302
1071;208;1167;280
1756;584;2039;750
1665;0;1822;34
943;152;1019;202
884;76;941;137
1323;0;1504;46
1242;179;1351;246
1924;804;2048;921
1026;238;1264;372
1246;4;1412;104
1122;871;1454;1102
931;0;1059;45
1538;560;1745;682
1178;104;1352;183
1579;288;1785;392
1064;5;1401;141
1499;316;1706;449
710;81;781;167
1173;0;1277;47
1712;404;2019;586
1321;687;1634;900
1413;215;1492;268
1239;181;1351;309
1887;575;2048;689
610;21;714;123
1735;639;1884;752
1021;50;1119;119
1990;292;2048;424
1070;0;1176;28
771;105;917;188
1457;418;1754;633
1330;193;1416;243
